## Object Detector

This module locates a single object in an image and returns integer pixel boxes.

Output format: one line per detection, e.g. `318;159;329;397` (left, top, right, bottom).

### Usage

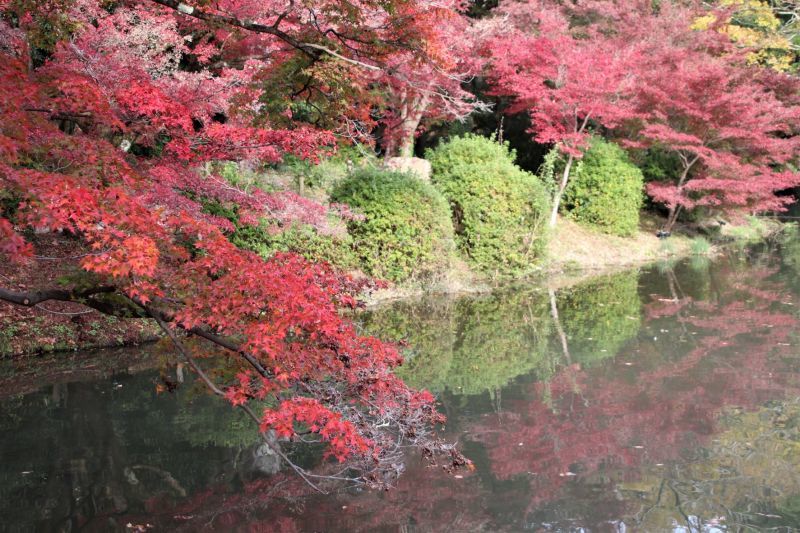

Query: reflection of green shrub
361;298;456;393
365;290;555;396
556;271;642;365
562;138;644;237
175;394;262;448
446;293;554;395
330;168;455;282
426;135;550;275
780;224;800;276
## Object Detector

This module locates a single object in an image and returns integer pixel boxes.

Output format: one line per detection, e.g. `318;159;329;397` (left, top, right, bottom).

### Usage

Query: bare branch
147;0;318;59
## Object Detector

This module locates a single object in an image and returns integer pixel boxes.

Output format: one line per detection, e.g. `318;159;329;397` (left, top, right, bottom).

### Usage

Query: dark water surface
4;237;800;532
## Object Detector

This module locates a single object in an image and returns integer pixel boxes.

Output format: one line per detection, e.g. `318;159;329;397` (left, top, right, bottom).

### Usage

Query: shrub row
217;135;648;283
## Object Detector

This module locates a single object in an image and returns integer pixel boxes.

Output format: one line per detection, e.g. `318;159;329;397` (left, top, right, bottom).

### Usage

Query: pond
4;235;800;532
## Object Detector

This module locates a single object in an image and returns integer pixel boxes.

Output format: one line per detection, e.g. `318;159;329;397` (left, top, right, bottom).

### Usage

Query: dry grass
365;215;697;306
546;215;692;273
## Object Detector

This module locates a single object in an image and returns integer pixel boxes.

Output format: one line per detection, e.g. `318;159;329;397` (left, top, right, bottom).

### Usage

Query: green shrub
197;163;359;270
231;222;359;270
636;146;684;184
330;168;455;282
562;138;644;237
425;134;550;275
279;144;376;193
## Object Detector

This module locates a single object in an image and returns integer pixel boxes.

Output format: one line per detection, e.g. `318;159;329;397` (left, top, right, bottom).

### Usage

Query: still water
4;237;800;532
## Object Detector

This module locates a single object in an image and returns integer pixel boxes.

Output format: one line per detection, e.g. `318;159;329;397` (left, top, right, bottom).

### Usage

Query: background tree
628;5;800;231
486;0;641;227
487;0;800;232
381;3;487;157
693;0;798;72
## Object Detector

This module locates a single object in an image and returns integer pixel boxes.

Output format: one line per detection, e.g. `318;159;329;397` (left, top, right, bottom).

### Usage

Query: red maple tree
628;13;800;231
487;0;800;231
0;0;471;488
486;0;642;227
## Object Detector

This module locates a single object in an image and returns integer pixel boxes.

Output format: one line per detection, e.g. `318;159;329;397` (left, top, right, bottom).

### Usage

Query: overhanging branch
0;285;152;318
0;286;114;307
148;0;317;58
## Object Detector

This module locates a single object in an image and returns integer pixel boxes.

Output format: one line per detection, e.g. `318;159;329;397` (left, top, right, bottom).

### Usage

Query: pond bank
363;215;745;307
1;216;785;357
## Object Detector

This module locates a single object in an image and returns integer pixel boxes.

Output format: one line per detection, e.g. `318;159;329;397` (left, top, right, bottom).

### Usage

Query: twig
34;304;95;316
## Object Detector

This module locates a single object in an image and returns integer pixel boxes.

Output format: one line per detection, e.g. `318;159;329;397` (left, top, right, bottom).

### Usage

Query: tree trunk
394;128;416;158
662;155;699;234
549;153;574;228
386;93;427;158
663;204;683;233
387;113;420;158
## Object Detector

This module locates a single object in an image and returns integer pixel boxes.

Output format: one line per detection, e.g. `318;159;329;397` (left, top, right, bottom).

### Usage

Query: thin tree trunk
664;205;684;233
549;153;574;228
663;154;699;233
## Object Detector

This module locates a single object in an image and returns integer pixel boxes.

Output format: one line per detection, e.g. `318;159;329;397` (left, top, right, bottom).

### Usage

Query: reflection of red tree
104;264;800;530
473;265;799;510
108;456;491;531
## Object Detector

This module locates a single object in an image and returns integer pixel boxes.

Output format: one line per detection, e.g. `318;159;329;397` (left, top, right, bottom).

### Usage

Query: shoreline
363;216;696;307
2;216;785;357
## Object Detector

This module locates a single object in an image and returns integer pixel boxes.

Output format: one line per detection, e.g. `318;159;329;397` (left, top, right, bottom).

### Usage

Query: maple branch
0;285;146;317
147;1;395;73
673;153;701;192
147;0;313;55
578;112;592;134
24;107;93;122
0;285;113;307
298;43;382;72
140;299;275;380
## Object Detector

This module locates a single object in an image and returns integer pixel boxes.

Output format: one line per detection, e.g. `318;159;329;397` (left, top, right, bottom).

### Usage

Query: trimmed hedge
230;222;359;271
562;138;644;237
425;134;550;275
330;168;455;282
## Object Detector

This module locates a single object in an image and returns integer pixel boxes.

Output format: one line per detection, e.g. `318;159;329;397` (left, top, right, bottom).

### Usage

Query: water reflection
364;270;641;401
2;241;800;531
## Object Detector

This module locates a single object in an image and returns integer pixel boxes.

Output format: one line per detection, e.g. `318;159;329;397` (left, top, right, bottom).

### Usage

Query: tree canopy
0;0;477;488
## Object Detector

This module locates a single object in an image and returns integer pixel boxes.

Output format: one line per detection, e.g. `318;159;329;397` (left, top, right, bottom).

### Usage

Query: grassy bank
363;214;786;306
